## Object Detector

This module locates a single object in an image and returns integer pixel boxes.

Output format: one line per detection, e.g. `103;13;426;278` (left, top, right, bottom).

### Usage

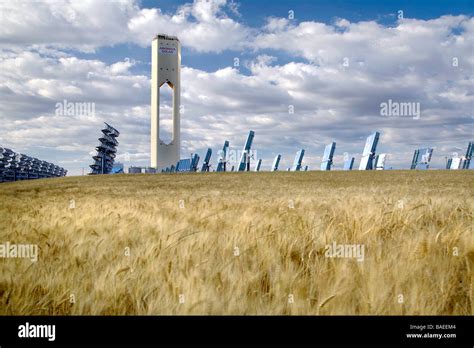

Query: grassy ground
0;170;472;315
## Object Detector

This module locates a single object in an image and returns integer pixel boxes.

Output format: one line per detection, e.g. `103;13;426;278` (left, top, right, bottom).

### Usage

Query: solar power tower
216;141;229;172
321;142;336;171
254;159;262;172
151;34;181;171
272;154;281;171
90;123;120;174
462;141;473;169
238;131;255;172
410;148;433;170
359;132;380;170
201;148;212;172
291;149;305;171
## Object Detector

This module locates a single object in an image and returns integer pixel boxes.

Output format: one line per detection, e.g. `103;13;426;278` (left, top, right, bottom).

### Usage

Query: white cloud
0;0;252;53
0;1;472;174
128;0;252;52
0;0;138;52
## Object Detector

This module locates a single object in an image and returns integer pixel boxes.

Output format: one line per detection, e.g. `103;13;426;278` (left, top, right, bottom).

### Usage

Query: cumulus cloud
0;0;252;53
0;0;138;52
0;1;472;174
128;0;252;52
0;50;149;120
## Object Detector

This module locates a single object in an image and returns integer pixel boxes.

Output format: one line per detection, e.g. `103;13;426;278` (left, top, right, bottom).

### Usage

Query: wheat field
0;170;472;315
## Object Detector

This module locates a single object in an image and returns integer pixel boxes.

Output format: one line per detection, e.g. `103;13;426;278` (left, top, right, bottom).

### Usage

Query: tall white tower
151;34;181;170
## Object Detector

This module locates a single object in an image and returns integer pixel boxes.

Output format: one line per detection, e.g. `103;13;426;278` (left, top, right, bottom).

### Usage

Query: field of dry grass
0;170;473;315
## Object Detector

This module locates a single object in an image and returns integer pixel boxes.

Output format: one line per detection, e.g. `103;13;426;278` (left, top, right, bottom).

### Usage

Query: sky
0;0;473;174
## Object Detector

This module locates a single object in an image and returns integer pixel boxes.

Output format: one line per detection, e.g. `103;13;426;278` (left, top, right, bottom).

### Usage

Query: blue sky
0;0;473;174
81;0;474;73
